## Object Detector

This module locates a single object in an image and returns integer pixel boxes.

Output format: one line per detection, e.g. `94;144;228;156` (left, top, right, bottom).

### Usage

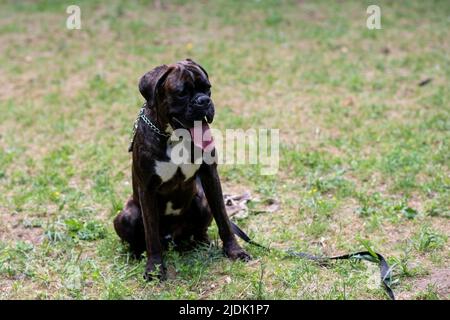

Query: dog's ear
138;65;173;106
185;58;209;80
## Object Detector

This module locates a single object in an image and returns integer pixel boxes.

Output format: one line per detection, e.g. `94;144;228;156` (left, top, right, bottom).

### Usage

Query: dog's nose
194;95;211;107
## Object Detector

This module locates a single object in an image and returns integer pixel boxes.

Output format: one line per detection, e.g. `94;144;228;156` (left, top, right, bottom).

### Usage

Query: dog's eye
178;87;189;98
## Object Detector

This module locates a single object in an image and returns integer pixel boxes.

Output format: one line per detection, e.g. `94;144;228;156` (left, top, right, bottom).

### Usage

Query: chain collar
128;102;171;152
140;106;171;138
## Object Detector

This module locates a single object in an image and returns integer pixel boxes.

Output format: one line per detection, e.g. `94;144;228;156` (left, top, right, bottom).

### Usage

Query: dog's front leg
199;163;251;261
138;187;165;280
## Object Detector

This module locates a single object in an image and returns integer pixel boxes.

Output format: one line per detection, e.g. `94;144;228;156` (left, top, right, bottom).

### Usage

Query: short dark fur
114;59;250;280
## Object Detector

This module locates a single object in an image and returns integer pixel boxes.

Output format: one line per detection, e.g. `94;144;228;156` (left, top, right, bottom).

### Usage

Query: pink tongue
189;122;214;150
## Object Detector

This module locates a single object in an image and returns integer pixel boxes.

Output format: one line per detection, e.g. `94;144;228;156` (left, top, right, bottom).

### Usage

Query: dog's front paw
223;241;252;262
143;257;166;281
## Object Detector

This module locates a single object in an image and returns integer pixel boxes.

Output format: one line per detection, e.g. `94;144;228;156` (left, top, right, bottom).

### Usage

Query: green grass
0;0;449;300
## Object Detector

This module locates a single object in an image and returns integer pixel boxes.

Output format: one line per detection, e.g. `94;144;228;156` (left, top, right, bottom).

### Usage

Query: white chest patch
154;140;201;182
154;161;178;182
165;201;182;216
180;162;201;180
154;161;201;182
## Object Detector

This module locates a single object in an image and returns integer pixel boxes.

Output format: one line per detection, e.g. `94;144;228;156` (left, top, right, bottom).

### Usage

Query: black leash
230;221;395;300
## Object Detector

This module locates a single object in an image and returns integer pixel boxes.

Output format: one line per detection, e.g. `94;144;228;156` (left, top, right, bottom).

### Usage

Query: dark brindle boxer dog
114;59;251;280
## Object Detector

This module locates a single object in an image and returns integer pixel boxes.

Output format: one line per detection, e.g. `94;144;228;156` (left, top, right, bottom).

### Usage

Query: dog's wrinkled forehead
165;60;209;91
178;59;209;80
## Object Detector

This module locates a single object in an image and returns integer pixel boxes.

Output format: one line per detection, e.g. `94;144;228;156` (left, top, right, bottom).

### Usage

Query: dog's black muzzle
186;93;215;124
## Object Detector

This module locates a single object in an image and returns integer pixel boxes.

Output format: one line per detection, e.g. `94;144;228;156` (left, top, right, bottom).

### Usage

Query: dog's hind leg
113;197;146;258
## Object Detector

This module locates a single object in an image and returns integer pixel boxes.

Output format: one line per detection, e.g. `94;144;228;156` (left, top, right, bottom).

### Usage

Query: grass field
0;0;449;300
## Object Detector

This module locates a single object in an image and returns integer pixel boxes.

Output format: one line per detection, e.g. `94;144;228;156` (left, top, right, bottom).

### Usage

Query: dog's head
139;59;215;133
